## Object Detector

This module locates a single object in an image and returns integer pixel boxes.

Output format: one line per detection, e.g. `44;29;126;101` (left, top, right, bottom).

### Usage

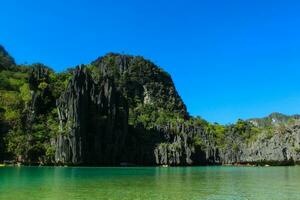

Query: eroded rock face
53;55;203;166
52;54;300;166
201;125;300;165
154;124;206;166
92;54;188;117
55;66;128;165
235;126;300;165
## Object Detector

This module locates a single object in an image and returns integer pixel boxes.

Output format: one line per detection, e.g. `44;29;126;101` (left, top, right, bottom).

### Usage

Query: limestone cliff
55;66;128;165
54;55;201;165
1;45;300;166
199;114;300;165
223;123;300;165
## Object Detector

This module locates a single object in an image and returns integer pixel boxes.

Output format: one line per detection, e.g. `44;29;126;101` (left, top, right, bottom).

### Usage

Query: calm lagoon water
0;166;300;200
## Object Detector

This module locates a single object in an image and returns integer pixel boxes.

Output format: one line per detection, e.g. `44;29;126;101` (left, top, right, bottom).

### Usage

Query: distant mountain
248;112;300;128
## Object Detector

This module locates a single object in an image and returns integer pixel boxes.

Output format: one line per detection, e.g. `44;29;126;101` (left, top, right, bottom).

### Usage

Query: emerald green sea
0;166;300;200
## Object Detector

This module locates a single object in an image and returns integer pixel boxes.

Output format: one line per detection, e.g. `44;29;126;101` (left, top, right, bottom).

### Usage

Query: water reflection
0;166;300;200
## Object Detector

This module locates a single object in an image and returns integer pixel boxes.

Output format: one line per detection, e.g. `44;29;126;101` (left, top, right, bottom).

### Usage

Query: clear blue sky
1;0;300;124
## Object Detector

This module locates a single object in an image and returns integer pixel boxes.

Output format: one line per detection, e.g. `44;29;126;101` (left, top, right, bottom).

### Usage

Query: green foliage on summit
89;53;191;142
0;45;15;70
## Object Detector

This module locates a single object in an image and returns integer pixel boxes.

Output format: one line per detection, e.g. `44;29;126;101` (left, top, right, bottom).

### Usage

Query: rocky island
0;45;299;166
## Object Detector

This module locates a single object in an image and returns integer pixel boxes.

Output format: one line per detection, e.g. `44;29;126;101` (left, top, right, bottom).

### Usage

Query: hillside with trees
0;45;299;166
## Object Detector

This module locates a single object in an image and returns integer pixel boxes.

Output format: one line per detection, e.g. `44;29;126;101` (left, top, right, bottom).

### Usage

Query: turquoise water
0;166;300;200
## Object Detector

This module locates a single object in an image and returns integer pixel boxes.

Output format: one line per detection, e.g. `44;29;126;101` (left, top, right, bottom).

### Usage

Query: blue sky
1;0;300;124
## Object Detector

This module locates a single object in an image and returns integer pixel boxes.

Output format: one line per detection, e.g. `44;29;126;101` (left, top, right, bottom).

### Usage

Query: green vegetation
0;45;15;70
294;147;300;154
0;47;72;163
0;45;295;165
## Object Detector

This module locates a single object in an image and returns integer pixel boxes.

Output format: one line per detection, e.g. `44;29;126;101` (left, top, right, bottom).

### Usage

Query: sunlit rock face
224;126;300;165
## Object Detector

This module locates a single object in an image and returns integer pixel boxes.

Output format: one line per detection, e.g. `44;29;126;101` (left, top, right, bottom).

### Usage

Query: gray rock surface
55;66;128;165
52;55;300;166
237;126;300;164
201;125;300;165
